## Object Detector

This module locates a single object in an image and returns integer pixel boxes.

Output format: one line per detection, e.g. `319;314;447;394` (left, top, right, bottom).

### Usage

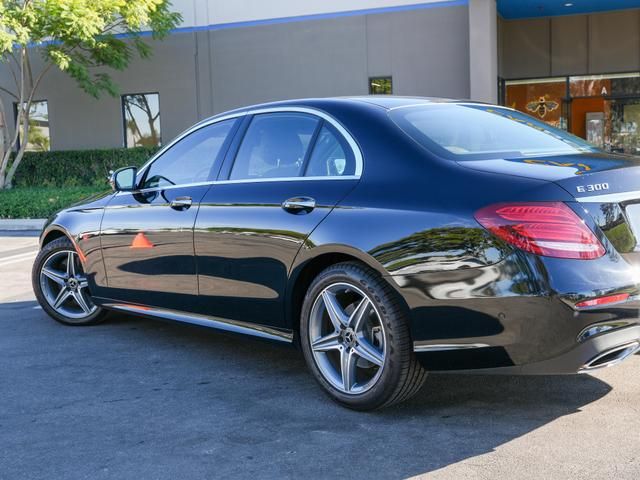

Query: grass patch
0;186;107;219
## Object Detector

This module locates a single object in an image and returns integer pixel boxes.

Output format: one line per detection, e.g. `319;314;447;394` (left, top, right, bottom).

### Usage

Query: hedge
0;186;106;219
12;146;159;188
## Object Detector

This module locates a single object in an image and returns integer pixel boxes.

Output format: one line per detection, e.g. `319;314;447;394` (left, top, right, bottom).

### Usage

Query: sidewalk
0;219;46;231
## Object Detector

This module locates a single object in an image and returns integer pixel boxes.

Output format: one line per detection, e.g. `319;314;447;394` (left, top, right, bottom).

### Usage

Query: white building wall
177;0;456;27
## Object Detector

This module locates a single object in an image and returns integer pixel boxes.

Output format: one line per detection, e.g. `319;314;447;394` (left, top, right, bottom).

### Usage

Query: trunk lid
457;152;640;198
458;152;640;256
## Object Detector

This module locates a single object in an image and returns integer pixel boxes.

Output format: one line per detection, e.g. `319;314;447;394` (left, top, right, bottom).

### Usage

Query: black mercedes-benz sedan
33;96;640;410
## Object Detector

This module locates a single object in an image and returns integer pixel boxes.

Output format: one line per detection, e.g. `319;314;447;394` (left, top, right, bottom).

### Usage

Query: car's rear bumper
415;325;640;375
388;250;640;373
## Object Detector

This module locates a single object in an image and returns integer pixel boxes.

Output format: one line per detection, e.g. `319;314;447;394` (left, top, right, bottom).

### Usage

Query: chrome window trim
114;175;360;197
132;105;363;193
575;190;640;203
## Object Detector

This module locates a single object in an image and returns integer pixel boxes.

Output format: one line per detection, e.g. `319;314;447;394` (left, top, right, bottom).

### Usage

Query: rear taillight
474;202;605;260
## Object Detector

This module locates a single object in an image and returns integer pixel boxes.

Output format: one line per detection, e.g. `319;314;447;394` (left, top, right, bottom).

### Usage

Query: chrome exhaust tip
579;341;640;373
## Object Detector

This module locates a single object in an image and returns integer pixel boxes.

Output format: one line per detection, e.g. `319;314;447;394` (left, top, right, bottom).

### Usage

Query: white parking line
0;251;37;267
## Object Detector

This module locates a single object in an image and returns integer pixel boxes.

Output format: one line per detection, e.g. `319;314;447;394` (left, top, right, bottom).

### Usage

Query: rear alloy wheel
301;262;427;410
32;237;107;326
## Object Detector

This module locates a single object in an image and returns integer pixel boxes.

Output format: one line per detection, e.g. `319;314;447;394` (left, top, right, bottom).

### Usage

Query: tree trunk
4;100;31;189
4;146;26;189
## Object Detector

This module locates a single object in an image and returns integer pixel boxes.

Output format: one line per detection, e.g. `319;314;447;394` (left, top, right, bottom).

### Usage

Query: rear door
98;118;240;310
194;108;361;327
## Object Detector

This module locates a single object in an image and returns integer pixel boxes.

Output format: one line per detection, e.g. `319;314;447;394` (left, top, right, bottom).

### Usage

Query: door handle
282;197;316;214
170;196;192;210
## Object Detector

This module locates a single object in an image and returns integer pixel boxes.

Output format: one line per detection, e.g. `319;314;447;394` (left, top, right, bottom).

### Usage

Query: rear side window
305;124;356;177
230;113;319;180
389;104;599;160
142;119;236;189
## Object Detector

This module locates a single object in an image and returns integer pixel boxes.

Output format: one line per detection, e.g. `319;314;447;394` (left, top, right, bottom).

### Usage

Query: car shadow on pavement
1;307;615;480
107;313;614;478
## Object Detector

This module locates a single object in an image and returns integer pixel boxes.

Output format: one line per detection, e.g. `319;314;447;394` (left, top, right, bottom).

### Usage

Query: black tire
32;237;107;326
300;261;427;410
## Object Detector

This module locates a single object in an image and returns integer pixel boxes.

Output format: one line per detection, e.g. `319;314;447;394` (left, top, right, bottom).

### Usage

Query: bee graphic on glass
526;96;559;118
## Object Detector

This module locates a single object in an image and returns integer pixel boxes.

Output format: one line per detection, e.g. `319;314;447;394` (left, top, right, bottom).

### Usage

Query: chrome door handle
282;197;316;214
170;196;192;210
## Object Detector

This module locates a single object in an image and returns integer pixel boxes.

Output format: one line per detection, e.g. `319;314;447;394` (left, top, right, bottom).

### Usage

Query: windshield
389;104;600;160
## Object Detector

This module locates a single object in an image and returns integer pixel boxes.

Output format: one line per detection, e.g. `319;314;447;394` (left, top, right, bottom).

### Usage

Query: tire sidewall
32;237;105;326
300;263;408;410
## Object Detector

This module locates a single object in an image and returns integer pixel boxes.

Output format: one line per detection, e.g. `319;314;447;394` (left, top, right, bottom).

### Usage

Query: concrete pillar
468;0;498;103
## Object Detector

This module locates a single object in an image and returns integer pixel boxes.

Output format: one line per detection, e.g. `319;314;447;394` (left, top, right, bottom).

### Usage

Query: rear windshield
389;104;600;160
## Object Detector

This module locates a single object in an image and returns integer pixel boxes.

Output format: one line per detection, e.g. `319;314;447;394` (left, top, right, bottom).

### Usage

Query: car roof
198;96;487;126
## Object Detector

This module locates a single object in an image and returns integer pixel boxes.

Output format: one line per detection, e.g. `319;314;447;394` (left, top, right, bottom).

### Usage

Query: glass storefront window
505;78;567;130
570;73;640;98
504;73;640;155
609;99;640;155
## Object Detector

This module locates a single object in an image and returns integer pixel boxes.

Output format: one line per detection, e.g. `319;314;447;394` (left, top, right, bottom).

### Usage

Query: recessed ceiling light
564;2;574;6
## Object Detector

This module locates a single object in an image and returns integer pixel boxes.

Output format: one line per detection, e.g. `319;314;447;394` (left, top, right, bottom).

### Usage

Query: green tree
0;0;181;188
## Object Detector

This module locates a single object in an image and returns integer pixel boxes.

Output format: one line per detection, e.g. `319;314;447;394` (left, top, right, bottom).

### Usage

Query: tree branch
0;47;26;179
0;85;18;101
26;61;53;105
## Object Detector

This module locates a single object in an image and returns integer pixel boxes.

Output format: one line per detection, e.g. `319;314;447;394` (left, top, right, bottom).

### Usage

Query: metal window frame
124;106;364;195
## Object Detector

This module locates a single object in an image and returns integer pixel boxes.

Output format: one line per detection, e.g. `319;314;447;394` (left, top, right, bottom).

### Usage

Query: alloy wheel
39;250;97;319
308;282;386;394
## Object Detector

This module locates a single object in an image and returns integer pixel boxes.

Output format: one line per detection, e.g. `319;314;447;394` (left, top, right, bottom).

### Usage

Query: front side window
123;93;161;148
390;104;599;160
229;113;319;180
15;100;50;151
305;125;355;177
142;119;236;189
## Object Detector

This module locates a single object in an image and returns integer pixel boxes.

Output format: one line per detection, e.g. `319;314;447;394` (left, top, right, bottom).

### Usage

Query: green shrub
0;186;106;219
12;146;159;188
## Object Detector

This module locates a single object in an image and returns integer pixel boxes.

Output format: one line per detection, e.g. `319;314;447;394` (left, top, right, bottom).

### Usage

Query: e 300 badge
576;183;609;193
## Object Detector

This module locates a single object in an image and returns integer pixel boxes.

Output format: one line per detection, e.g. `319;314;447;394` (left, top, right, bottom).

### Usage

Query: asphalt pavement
1;232;639;480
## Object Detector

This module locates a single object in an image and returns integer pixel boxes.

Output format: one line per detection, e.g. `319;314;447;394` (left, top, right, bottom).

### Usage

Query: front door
194;110;361;327
98;118;240;311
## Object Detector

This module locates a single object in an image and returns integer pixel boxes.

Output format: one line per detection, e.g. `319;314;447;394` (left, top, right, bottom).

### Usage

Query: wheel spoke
72;291;92;314
66;251;76;277
311;332;341;352
322;290;349;330
348;296;371;332
53;287;71;309
42;267;67;286
76;276;89;289
340;348;358;392
353;338;384;367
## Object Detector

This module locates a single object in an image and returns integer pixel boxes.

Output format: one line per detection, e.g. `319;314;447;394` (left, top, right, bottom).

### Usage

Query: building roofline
117;0;468;39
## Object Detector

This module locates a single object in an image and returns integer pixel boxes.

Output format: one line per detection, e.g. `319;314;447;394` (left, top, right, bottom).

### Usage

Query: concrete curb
0;219;46;231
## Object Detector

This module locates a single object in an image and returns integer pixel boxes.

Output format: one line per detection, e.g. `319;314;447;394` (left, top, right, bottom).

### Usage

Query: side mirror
110;166;138;192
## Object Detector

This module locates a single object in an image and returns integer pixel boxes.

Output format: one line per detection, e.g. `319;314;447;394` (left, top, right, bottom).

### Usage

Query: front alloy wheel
301;262;427;410
33;237;106;325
